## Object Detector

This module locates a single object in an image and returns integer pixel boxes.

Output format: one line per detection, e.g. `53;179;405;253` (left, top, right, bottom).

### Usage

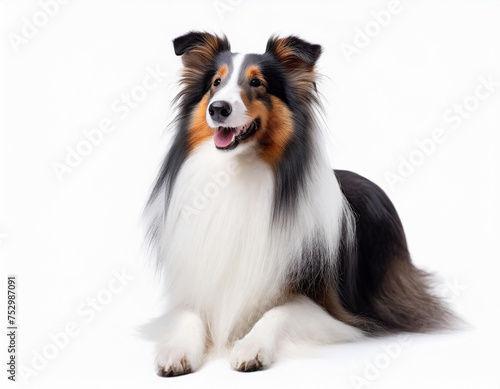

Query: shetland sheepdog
145;31;455;376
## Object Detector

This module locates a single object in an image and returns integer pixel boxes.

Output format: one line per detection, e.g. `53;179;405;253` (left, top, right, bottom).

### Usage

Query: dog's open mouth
214;119;260;150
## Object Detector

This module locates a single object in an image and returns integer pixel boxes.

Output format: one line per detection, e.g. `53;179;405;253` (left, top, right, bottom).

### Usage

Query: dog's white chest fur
151;140;346;348
160;141;289;346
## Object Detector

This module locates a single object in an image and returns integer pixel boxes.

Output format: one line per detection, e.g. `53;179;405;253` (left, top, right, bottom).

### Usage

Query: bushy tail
333;170;459;334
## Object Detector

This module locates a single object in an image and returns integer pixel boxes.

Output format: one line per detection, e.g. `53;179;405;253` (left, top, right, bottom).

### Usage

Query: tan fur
269;37;313;70
324;288;385;334
267;37;319;102
245;66;266;85
187;94;213;152
372;260;459;332
181;34;228;68
217;64;229;79
259;97;294;167
239;92;293;167
178;34;229;99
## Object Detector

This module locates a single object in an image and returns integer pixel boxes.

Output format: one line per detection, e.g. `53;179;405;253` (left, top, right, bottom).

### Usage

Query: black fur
272;99;316;221
335;169;404;316
173;31;230;57
335;170;455;333
265;35;322;68
263;38;322;221
289;233;334;303
235;52;317;221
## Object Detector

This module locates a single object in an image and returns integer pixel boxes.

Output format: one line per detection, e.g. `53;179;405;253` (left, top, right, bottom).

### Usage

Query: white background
1;1;499;388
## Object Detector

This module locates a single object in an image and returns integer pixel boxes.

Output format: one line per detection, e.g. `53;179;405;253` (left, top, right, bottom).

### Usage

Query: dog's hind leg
230;294;364;372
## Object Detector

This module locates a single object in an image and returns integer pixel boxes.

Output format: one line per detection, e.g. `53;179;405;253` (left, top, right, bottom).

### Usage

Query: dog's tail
332;170;460;334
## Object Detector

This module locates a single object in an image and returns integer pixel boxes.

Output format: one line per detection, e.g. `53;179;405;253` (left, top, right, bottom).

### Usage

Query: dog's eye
213;78;221;87
249;78;262;87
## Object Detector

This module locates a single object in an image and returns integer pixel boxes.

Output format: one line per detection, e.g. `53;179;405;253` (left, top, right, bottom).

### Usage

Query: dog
144;31;455;376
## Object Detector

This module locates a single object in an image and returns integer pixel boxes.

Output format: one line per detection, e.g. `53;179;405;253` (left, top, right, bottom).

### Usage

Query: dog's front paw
230;337;274;372
156;347;201;377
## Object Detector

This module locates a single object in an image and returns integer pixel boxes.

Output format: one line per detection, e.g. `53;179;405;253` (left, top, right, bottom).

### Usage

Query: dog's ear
173;31;230;66
265;35;322;70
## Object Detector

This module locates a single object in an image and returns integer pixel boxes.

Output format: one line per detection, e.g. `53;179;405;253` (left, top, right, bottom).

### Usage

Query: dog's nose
208;101;232;123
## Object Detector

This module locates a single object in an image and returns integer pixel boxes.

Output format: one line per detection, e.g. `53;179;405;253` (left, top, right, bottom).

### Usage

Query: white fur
230;295;364;370
155;309;205;375
147;106;362;373
205;54;249;128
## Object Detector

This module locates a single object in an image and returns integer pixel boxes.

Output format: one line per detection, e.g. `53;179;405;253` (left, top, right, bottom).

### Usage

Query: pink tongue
214;128;234;148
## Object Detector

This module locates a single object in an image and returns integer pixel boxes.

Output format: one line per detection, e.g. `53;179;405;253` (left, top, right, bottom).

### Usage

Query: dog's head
173;31;322;165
